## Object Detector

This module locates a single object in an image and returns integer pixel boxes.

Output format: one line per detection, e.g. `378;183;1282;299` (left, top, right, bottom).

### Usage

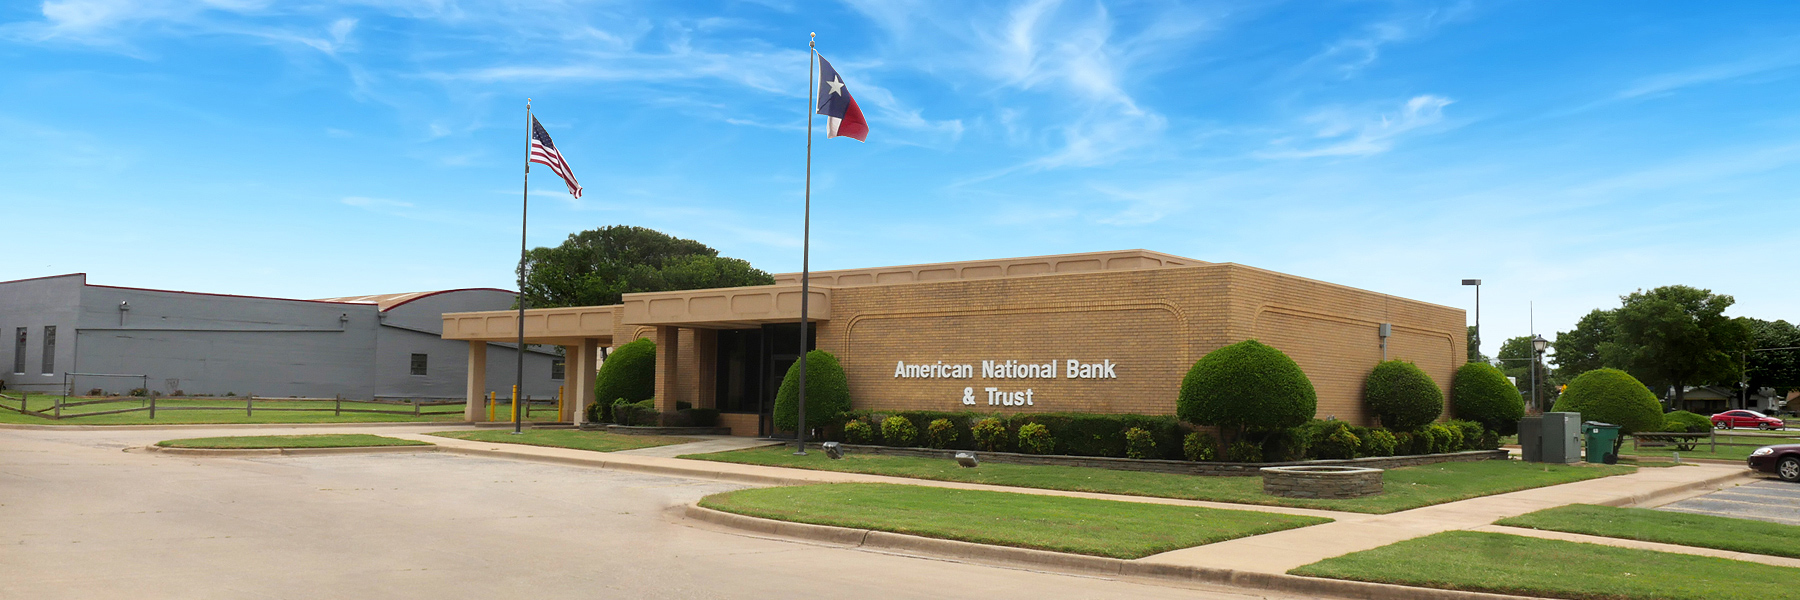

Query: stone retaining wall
810;443;1506;477
583;424;731;436
1260;466;1384;499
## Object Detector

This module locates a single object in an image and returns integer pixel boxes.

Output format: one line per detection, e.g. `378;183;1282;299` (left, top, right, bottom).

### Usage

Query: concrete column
694;329;718;409
570;338;598;426
654;326;680;421
464;340;487;422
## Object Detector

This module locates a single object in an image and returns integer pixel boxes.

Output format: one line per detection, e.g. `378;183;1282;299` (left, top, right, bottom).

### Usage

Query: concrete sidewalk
1138;464;1752;574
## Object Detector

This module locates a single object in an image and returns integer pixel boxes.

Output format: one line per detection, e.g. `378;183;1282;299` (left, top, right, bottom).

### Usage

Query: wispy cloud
1301;1;1472;78
1258;94;1455;159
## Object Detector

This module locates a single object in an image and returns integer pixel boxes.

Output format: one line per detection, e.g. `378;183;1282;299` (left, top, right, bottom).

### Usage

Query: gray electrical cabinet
1518;416;1543;462
1540;412;1582;464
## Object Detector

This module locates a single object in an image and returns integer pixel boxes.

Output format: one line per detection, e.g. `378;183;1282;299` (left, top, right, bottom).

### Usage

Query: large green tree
519;225;775;308
1609;285;1751;406
1551;309;1619;379
1496;335;1555;409
1467;326;1488;363
1746;318;1800;395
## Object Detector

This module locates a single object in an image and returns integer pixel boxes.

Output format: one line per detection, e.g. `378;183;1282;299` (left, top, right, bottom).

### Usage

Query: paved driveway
0;426;1306;600
1658;479;1800;526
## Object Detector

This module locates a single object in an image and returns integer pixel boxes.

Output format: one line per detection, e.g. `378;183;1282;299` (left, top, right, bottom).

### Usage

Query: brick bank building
442;250;1466;436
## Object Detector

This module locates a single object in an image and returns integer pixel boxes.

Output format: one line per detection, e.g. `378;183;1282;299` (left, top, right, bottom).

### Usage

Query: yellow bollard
487;391;496;421
556;386;565;422
510;385;519;423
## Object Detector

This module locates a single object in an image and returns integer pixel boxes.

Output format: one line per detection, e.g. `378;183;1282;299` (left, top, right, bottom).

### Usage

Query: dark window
12;328;24;374
714;328;766;414
41;326;54;374
410;353;428;376
551;359;565;380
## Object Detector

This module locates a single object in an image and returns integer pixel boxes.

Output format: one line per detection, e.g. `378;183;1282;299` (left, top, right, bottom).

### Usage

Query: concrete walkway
1137;464;1752;574
1471;524;1800;569
611;435;783;457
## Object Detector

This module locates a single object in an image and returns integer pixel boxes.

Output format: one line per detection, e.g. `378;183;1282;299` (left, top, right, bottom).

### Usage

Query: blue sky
1;0;1795;358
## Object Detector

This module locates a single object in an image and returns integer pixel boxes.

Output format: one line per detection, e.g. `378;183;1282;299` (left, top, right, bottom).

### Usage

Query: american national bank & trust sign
892;359;1121;407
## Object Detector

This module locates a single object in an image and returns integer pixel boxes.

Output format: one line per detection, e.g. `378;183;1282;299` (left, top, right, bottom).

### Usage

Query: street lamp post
1531;334;1549;412
1462;279;1481;362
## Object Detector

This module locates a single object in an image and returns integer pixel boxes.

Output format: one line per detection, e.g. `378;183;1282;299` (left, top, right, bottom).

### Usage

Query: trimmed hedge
1662;410;1712;433
1551;368;1664;435
589;338;656;422
772;350;852;433
1365;360;1444;431
1452;362;1525;435
1178;340;1317;435
837;410;1185;459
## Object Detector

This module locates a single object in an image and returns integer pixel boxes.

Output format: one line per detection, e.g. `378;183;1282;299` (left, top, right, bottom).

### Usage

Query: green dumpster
1583;421;1620;464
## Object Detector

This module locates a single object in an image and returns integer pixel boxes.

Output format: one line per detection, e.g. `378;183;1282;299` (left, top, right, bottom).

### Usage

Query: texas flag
816;55;869;142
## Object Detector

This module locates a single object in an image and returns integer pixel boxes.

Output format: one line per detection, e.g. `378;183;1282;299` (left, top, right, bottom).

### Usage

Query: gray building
0;274;560;399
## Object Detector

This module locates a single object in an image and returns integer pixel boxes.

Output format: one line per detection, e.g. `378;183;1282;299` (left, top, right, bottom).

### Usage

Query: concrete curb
683;504;1538;600
0;421;471;431
142;444;440;457
1595;469;1755;508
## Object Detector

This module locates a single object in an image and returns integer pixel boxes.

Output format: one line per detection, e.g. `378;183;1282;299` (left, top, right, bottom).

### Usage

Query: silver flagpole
515;99;531;435
795;33;815;455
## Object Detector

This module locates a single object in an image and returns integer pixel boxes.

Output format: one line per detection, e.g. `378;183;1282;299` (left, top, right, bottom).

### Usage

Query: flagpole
515;99;531;435
794;32;815;455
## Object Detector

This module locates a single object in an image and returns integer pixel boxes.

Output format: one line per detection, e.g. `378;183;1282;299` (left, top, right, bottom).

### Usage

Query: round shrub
1662;410;1712;433
972;417;1008;452
1394;431;1420;455
1451;362;1525;435
881;415;917;446
1017;423;1055;455
1361;429;1398;457
1365;360;1444;431
1124;427;1157;459
1184;432;1218;461
1261;427;1309;462
1448;420;1485;451
1438;423;1464;452
1314;422;1360;460
1227;440;1264;463
772;350;853;433
1551;368;1664;435
1179;340;1318;437
843;419;875;444
591;338;656;422
926;418;959;449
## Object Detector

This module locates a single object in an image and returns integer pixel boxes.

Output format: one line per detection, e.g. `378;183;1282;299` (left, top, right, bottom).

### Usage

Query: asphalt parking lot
1658;479;1800;526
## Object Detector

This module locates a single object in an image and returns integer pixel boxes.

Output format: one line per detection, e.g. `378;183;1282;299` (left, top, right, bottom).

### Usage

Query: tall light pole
1462;279;1481;362
1531;334;1549;412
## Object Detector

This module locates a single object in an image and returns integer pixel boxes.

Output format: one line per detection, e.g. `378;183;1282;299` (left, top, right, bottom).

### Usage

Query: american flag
529;116;582;198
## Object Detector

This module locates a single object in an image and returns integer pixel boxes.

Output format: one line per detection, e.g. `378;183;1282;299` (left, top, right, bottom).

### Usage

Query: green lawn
680;447;1634;514
429;429;694;453
156;434;431;449
1496;504;1800;559
1618;433;1800;461
1291;531;1800;600
700;483;1331;559
0;393;472;425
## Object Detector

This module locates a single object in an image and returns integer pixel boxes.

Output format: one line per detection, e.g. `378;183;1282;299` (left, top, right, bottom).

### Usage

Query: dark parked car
1711;410;1786;430
1748;444;1800;482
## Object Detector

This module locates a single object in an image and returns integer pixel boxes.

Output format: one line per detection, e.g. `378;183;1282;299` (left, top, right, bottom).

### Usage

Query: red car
1712;410;1787;430
1748;444;1800;482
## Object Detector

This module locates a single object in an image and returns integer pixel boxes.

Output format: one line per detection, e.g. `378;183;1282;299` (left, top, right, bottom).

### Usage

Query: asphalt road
1659;479;1800;526
0;426;1310;600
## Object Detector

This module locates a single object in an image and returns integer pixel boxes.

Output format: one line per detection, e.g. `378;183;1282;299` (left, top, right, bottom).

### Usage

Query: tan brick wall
813;263;1464;427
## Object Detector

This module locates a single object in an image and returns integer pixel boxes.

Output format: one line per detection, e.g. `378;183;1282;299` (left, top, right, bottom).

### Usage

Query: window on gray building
410;353;428;376
551;359;565;380
12;328;24;374
41;326;55;375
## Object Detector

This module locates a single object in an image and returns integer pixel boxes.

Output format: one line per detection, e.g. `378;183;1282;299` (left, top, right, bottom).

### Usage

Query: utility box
1540;412;1582;464
1518;416;1543;462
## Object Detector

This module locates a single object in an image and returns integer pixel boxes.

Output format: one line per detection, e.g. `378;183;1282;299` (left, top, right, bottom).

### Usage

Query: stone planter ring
1259;465;1385;499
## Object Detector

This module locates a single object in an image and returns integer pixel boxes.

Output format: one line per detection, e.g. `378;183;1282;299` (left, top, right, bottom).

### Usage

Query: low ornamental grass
156;434;429;449
700;483;1330;559
681;447;1633;514
1496;503;1800;559
1291;531;1800;600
